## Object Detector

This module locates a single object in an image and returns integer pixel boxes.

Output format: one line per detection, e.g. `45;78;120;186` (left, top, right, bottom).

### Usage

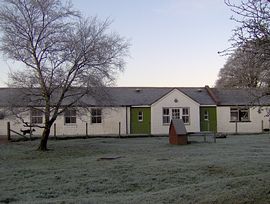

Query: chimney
205;85;220;105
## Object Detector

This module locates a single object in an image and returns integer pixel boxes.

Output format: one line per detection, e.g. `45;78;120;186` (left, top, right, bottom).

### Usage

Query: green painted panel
131;107;151;134
200;107;217;132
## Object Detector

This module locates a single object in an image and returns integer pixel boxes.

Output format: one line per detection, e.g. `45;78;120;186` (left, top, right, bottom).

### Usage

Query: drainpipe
126;106;129;135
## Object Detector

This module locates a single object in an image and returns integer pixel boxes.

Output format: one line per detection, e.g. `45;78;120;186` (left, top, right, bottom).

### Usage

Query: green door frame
130;107;151;134
200;107;217;132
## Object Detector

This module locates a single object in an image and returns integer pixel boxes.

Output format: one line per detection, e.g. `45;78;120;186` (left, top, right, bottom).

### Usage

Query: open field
0;135;270;204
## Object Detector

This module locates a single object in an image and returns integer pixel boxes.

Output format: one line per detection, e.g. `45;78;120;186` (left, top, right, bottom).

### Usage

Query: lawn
0;135;270;204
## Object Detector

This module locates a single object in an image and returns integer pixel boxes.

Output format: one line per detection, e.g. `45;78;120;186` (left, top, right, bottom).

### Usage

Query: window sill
64;123;77;127
229;121;251;123
163;123;190;126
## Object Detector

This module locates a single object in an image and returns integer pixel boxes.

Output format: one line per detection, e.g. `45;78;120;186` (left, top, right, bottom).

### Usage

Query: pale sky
0;0;238;87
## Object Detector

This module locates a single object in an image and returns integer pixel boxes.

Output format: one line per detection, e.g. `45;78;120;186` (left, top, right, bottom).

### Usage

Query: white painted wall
217;106;270;133
0;107;130;137
56;107;129;136
151;89;200;135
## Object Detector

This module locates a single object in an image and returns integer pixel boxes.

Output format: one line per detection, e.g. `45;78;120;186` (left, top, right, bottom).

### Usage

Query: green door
131;107;151;134
200;107;217;132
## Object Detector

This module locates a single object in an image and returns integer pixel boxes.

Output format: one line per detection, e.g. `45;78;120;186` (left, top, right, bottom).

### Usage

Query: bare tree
225;0;270;54
0;0;129;151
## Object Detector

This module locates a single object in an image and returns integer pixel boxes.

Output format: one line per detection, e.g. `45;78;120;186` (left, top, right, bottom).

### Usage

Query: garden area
0;134;270;203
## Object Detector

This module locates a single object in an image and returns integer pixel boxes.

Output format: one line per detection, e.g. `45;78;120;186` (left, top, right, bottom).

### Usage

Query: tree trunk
37;125;51;151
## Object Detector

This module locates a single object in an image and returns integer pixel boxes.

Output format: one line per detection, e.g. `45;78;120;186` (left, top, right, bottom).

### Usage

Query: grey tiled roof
1;87;269;107
170;119;187;135
0;87;216;107
212;88;270;106
178;88;216;105
98;87;172;106
0;88;29;107
98;87;216;106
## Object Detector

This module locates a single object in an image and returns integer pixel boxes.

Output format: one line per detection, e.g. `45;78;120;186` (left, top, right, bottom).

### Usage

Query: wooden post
235;121;238;134
7;122;11;141
261;120;264;132
119;122;121;137
29;125;32;141
269;119;270;135
54;123;57;139
86;123;88;138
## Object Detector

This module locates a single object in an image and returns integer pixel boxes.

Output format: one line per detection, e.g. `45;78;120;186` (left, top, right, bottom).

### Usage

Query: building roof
179;87;216;105
211;88;270;106
0;88;27;107
99;87;216;106
1;86;270;107
0;87;216;107
170;119;187;135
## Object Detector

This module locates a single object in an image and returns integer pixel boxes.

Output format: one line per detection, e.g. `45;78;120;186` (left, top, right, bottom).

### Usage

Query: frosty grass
0;135;270;203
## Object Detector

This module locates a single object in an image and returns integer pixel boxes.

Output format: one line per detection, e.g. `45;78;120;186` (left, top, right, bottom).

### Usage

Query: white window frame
182;108;190;124
138;111;143;122
162;107;190;125
31;109;43;124
91;108;102;124
172;108;180;119
204;110;209;121
0;111;5;120
64;109;76;124
230;107;250;122
162;108;170;125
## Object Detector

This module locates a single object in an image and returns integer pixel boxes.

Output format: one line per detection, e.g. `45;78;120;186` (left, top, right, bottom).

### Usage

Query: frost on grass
0;135;270;203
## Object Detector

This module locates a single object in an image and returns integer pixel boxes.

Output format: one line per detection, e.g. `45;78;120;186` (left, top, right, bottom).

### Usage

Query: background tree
216;41;270;88
0;0;129;151
217;0;270;89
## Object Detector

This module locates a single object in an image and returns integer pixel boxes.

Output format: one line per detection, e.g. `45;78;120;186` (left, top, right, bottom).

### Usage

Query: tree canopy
216;41;270;88
216;0;270;88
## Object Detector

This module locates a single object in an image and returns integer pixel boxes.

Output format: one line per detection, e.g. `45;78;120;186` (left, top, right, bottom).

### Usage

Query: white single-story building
211;88;270;134
0;86;269;137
